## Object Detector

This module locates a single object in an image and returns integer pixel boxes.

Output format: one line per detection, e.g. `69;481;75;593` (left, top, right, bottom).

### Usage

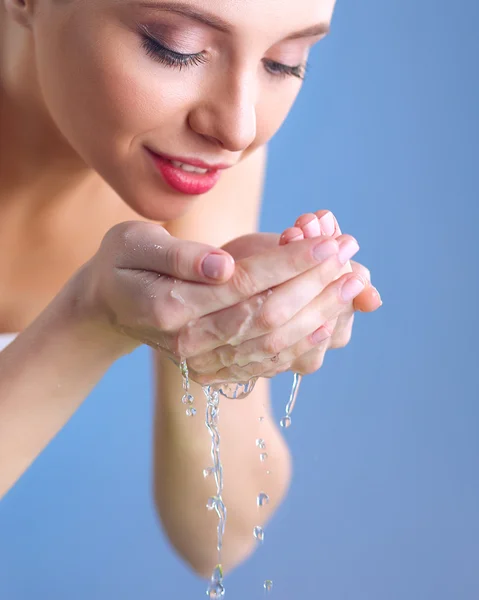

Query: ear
4;0;35;28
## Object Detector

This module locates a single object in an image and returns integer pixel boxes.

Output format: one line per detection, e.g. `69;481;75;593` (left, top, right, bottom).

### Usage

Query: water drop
182;393;194;405
256;438;266;449
260;453;268;462
259;416;265;422
206;583;225;599
253;526;265;542
264;580;273;592
203;467;214;478
207;565;225;599
206;497;217;511
186;407;197;417
266;470;271;475
170;289;186;305
257;492;270;508
280;416;291;429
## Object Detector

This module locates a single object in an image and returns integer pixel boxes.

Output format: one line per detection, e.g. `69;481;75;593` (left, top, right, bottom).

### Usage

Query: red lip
145;148;229;195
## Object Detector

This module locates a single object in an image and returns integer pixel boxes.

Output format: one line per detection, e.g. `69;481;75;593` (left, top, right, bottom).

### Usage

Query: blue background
1;0;478;598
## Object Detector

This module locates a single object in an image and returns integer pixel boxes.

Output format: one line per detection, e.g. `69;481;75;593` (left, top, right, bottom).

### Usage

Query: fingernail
202;253;228;279
302;217;321;238
338;238;359;265
311;325;331;345
319;212;335;236
341;277;365;302
313;239;338;262
289;234;304;242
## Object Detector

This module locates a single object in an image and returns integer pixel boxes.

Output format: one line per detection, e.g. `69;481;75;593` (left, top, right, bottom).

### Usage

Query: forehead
122;0;337;37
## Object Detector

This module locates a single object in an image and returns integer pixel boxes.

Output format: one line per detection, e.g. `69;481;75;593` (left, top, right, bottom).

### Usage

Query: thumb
110;222;235;284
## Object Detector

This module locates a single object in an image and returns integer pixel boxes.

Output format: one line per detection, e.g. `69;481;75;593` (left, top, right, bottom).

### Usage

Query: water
253;526;265;543
180;360;190;390
177;363;306;597
203;385;227;598
180;360;197;417
280;372;303;428
214;378;258;399
207;565;225;599
257;492;270;508
182;393;194;405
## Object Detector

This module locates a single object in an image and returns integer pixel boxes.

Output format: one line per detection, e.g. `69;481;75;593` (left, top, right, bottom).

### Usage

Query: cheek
34;15;181;162
255;85;300;144
33;12;198;219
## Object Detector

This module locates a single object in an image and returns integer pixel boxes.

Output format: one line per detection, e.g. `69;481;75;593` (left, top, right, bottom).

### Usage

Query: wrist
52;263;140;360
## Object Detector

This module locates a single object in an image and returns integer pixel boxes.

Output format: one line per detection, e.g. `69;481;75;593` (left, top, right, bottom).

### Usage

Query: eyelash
140;35;308;80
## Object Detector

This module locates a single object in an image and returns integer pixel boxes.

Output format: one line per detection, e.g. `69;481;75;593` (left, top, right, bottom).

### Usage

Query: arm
153;146;293;576
0;272;134;499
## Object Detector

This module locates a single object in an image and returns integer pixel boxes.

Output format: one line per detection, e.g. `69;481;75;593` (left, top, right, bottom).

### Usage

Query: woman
0;0;381;578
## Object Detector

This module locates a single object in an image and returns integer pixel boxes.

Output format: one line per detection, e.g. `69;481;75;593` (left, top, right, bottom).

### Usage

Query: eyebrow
136;2;330;39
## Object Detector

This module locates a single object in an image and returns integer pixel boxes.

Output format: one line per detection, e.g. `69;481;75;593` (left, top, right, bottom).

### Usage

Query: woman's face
26;0;335;220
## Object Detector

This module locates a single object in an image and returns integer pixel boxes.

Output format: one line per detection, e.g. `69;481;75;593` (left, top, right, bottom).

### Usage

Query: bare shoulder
164;145;268;247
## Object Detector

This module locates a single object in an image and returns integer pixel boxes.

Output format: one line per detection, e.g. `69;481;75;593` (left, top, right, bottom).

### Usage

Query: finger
329;311;355;348
189;271;365;373
163;233;350;348
289;345;328;376
235;272;365;365
181;234;358;356
354;285;382;312
280;227;304;245
295;213;321;238
314;210;341;237
107;221;235;284
350;259;370;283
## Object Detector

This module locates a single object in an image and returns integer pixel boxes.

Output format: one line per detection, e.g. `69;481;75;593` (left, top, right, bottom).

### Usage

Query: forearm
153;352;292;577
0;270;135;499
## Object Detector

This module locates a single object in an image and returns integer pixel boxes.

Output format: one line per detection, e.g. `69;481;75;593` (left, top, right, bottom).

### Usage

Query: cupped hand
185;211;381;381
278;210;382;374
81;221;346;377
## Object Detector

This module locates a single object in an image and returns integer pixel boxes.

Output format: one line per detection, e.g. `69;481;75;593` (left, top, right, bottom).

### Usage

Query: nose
188;71;257;152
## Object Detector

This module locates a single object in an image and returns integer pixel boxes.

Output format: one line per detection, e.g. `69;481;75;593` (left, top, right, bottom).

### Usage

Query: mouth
145;148;230;195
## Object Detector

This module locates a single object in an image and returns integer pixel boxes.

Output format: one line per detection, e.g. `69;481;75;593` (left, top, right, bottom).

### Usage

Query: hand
278;210;382;374
79;221;351;382
185;210;381;381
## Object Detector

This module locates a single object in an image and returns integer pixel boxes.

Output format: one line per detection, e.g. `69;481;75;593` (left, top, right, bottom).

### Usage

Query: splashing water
253;525;265;543
207;565;225;599
264;580;273;593
257;492;270;508
280;372;303;428
214;378;259;399
180;360;197;417
180;360;190;390
203;385;227;597
182;393;194;405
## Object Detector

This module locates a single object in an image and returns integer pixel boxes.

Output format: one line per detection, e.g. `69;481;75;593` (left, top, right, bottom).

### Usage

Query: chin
123;186;199;223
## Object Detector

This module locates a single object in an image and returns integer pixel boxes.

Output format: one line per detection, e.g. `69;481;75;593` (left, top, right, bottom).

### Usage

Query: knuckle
257;302;287;332
230;264;259;299
263;333;286;357
165;243;183;277
152;303;179;334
